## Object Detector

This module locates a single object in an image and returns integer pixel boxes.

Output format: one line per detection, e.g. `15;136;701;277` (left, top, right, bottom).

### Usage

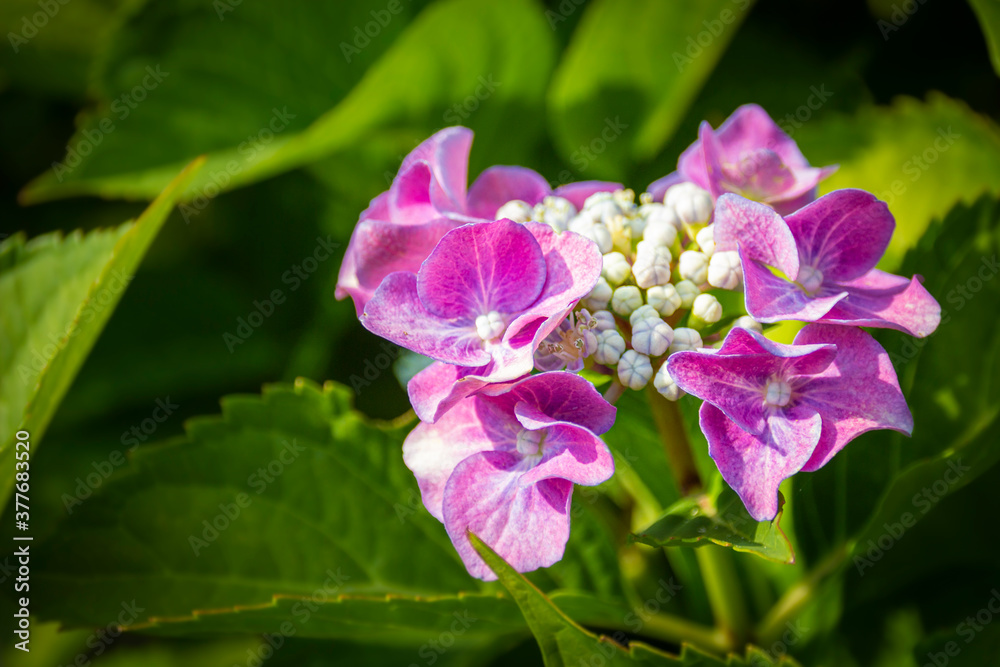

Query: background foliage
1;0;999;665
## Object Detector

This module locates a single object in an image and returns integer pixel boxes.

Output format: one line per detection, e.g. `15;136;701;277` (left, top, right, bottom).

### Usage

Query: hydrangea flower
712;190;941;337
336;126;618;315
667;324;913;520
362;218;603;422
648;104;836;215
402;372;616;580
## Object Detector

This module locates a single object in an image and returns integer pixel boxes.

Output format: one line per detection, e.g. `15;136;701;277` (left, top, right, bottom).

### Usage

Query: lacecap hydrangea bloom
336;106;940;578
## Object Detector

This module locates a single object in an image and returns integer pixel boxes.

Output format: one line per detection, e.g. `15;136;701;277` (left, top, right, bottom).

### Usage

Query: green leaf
968;0;1000;76
23;379;627;644
0;158;202;513
471;533;803;666
547;0;754;178
794;94;1000;269
632;486;794;565
21;0;556;203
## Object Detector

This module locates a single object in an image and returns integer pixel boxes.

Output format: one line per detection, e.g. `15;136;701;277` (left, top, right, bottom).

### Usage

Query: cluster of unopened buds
337;105;941;580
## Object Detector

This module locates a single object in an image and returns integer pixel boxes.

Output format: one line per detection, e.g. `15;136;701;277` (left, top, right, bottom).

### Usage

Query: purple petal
698;120;727;198
701;402;821;522
820;270;942;338
721;149;796;201
403;398;503;521
517;422;615;487
785;190;894;283
741;249;847;323
399;126;473;213
668;334;834;435
716;327;838;372
407;361;496;423
362;273;489;366
553;180;623;209
466;166;551;219
336;217;460;316
443;451;573;580
794;324;913;471
714;194;800;278
713;104;810;170
417;219;547;320
647;171;686;202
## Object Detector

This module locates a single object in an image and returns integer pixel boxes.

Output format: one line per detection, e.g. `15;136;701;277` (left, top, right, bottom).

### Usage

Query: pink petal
336;217;460;316
417;219;547;320
362;273;490;366
406;361;495;424
794;324;913;471
399;126;473;214
785;189;894;283
820;270;942;338
646;171;686;202
466;165;551;219
516;421;615;488
714;195;800;279
741;249;847;323
443;451;573;580
402;398;508;521
501;223;602;357
388;161;439;223
701;402;821;522
506;371;617;435
553;180;623;209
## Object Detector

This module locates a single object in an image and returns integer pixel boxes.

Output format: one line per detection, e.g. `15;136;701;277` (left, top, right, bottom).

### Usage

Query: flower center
763;379;792;407
516;429;546;457
538;312;596;365
796;265;824;295
475;311;506;342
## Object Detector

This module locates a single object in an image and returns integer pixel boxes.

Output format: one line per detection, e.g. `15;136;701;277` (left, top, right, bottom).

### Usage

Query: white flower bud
654;363;684;401
594;329;626;365
642;221;678;248
678;251;709;285
584;277;612;311
696;224;716;256
732;315;763;333
612;188;637;212
631;317;674;356
665;182;713;225
611;286;643;317
583;191;615;209
707;251;743;290
640;202;681;229
647;284;682;317
577;221;613;254
618;350;653;390
496;199;533;223
629;304;660;327
582;199;624;227
692;293;722;323
669;327;703;353
632;241;673;288
602;251;632;286
592;309;617;331
532;195;577;231
673;280;699;308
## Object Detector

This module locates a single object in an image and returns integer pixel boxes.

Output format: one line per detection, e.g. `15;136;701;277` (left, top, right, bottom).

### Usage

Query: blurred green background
1;0;999;665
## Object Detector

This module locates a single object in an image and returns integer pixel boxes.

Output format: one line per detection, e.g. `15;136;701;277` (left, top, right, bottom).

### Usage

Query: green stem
645;386;702;495
645;386;750;647
597;610;732;655
755;543;849;645
696;546;751;647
